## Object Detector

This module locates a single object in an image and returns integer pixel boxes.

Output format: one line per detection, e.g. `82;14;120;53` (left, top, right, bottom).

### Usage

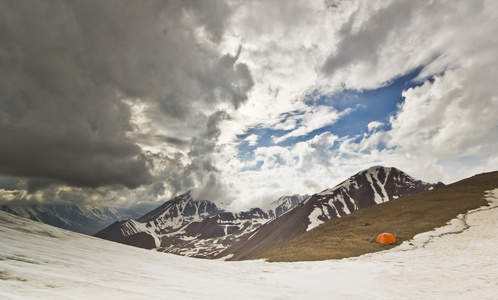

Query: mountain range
94;191;309;257
95;166;443;259
0;204;143;235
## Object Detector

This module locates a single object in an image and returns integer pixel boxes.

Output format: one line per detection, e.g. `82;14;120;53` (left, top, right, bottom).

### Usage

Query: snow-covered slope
0;204;142;235
1;189;497;300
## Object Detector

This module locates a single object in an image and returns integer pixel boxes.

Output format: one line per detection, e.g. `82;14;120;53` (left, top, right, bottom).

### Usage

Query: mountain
156;194;308;258
304;166;444;231
94;190;225;250
219;166;443;260
137;190;225;233
0;204;142;235
94;191;308;256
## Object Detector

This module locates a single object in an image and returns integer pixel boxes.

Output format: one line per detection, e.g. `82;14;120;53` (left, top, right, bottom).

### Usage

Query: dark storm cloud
0;0;253;200
201;47;254;109
0;176;21;191
133;133;190;149
187;110;236;202
160;110;230;198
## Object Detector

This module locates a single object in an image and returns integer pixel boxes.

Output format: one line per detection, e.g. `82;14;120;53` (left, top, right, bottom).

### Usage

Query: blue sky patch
307;67;426;138
238;67;428;164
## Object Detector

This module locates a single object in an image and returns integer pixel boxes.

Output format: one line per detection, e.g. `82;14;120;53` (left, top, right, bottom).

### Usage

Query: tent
376;232;397;244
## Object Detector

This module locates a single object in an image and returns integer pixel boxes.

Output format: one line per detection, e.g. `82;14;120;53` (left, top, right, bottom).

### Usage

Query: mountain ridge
0;204;142;235
94;192;309;257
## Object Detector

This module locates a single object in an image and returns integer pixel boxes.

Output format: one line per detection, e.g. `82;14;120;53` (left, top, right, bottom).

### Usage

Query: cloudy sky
1;0;497;211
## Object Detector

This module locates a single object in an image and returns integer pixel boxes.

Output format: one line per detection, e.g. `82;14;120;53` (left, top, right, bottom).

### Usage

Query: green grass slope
258;171;498;262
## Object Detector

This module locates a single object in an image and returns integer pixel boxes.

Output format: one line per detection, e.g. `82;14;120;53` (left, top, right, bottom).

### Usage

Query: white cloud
389;42;498;156
261;154;277;170
271;106;350;144
367;121;383;132
244;134;259;146
225;131;342;210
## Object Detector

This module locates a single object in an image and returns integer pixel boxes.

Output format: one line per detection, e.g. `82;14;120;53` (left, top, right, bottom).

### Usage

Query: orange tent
376;232;397;244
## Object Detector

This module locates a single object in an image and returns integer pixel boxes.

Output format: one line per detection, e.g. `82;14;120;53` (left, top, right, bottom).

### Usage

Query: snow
365;173;384;204
330;194;352;215
159;216;271;258
1;189;498;299
306;206;325;231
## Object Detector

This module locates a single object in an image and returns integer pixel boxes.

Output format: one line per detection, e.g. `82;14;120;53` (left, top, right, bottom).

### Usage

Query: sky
1;0;497;211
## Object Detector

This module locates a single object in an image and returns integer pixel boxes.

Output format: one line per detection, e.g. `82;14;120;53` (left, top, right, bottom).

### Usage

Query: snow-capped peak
309;166;441;231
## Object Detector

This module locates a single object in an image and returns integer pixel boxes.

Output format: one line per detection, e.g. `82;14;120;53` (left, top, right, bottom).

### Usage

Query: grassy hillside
257;171;498;262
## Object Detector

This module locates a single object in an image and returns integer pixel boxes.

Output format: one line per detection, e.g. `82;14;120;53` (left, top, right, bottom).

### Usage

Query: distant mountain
0;204;142;235
265;194;308;218
137;190;224;233
156;194;308;258
94;191;308;256
219;166;443;260
94;190;225;250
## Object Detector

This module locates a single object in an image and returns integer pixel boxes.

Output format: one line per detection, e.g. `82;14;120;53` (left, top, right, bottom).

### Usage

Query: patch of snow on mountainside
157;210;278;258
1;189;497;299
307;206;325;231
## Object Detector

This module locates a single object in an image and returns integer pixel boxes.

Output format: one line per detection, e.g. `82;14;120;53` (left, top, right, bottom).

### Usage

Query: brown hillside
257;171;498;262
